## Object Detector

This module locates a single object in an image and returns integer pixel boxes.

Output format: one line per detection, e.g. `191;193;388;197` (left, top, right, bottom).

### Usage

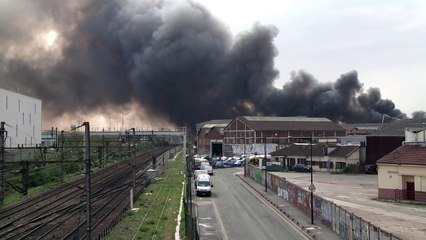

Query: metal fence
247;165;400;240
184;183;200;240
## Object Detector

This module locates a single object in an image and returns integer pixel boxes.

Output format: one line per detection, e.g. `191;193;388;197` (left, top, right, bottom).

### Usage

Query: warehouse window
18;99;21;112
16;124;18;137
23;113;25;124
34;103;37;114
29;114;32;124
5;96;8;109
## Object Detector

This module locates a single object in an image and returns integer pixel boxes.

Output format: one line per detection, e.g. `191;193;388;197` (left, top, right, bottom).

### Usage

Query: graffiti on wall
317;198;332;224
278;187;289;201
247;164;394;239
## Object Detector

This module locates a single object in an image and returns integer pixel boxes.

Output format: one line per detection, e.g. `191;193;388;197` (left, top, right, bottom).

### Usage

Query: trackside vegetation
104;152;185;240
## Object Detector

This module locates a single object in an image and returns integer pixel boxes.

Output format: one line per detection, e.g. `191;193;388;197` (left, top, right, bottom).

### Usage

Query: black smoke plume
0;0;408;128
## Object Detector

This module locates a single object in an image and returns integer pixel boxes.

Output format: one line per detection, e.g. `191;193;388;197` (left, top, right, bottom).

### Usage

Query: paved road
275;171;426;240
196;168;309;240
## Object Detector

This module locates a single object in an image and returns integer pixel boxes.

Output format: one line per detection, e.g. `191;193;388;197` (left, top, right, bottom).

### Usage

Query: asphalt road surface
196;168;309;240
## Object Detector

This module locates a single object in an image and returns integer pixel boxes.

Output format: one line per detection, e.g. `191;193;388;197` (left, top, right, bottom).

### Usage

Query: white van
196;174;213;197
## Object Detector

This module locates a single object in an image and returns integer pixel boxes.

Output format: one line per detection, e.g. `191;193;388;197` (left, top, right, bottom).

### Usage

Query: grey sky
195;0;426;115
0;0;423;129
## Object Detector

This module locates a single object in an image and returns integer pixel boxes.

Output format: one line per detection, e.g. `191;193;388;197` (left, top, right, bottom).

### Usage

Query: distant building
339;122;384;146
270;144;362;172
196;119;231;157
223;116;347;156
377;127;426;202
366;118;426;165
0;88;42;147
339;123;384;136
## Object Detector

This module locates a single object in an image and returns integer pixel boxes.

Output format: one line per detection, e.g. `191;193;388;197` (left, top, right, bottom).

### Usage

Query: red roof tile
376;145;426;166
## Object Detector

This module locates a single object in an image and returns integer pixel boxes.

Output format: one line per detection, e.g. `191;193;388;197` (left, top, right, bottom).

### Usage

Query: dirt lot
272;172;426;240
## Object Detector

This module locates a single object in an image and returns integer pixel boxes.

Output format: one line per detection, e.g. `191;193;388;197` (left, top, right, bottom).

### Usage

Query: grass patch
104;152;185;240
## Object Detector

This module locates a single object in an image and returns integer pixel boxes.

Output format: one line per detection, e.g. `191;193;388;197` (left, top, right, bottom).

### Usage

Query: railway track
0;147;178;239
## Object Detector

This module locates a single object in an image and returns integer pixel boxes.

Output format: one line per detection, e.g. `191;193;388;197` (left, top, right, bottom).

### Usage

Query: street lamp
243;135;247;177
288;135;315;224
264;137;267;192
309;136;315;225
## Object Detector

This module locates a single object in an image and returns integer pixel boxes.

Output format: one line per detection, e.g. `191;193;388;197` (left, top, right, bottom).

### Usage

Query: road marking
211;198;229;240
233;173;312;240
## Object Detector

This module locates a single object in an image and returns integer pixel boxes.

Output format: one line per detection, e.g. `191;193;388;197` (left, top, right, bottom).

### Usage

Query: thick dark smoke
0;0;409;128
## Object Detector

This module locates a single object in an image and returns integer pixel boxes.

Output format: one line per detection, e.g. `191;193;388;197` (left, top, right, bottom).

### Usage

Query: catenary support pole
84;122;92;240
310;137;314;224
0;122;5;204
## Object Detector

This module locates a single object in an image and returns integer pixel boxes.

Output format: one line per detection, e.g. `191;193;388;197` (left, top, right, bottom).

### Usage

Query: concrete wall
0;89;42;147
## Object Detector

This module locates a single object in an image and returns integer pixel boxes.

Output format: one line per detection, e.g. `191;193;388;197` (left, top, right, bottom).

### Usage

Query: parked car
214;160;225;168
292;164;311;172
200;162;210;168
364;164;377;174
224;159;236;167
202;165;214;175
233;159;245;167
194;170;208;180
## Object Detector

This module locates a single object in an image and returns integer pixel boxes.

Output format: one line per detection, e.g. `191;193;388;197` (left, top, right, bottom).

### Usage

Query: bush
343;164;356;174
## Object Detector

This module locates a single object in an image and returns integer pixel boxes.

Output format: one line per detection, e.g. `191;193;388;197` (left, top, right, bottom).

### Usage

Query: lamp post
309;136;315;225
264;137;267;192
243;134;247;177
288;135;315;225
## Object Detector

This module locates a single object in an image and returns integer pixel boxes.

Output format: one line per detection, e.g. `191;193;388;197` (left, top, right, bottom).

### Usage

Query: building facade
196;119;231;157
0;88;42;147
377;128;426;202
270;144;361;172
223;116;347;156
366;118;426;165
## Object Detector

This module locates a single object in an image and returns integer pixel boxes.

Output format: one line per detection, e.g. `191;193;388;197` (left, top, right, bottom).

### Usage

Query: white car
194;170;208;179
202;165;214;175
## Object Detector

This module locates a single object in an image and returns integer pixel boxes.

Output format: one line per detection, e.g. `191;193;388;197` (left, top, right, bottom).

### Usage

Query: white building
0;88;42;147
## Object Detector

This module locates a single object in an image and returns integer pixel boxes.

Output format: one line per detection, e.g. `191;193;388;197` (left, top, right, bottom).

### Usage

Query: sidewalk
236;173;341;240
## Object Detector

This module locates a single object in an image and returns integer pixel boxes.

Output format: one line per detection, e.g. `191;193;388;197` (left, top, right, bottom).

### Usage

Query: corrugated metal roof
196;119;232;131
243;116;331;122
339;123;384;131
370;118;426;137
203;123;229;129
376;144;426;166
238;116;345;131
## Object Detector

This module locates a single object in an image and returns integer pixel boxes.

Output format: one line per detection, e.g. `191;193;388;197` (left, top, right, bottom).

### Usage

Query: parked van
194;169;208;179
196;174;213;197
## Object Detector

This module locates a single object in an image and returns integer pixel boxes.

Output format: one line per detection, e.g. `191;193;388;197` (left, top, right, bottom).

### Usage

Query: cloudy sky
195;0;426;115
1;0;424;130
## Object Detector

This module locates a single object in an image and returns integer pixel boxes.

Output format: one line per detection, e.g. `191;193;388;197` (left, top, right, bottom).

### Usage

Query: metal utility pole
151;130;155;168
131;128;136;191
244;127;247;177
309;136;315;225
264;137;267;192
83;122;92;240
61;130;65;182
21;161;29;195
55;128;58;149
0;122;5;204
